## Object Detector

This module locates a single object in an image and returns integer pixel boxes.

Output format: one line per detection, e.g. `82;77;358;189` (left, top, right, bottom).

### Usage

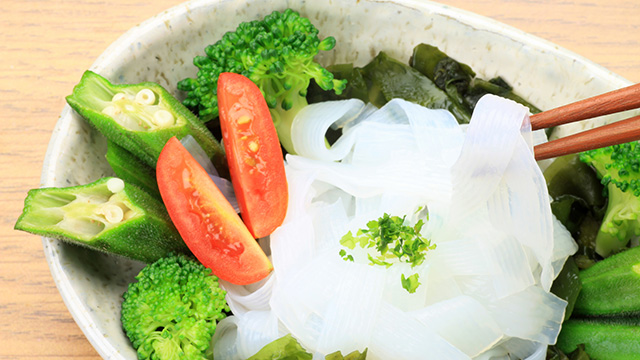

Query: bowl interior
41;0;633;358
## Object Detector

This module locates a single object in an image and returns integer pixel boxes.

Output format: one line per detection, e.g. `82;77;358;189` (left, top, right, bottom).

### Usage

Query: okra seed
237;115;251;124
135;89;156;105
106;178;125;193
102;105;121;118
123;210;135;221
125;104;135;112
112;92;126;102
248;140;259;152
101;204;124;224
153;110;175;127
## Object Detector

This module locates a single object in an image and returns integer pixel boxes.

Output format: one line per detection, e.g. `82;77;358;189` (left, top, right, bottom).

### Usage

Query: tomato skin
217;72;288;238
156;137;272;285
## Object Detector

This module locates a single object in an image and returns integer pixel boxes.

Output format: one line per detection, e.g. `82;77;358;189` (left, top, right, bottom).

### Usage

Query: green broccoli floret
177;8;347;154
121;254;229;359
579;142;640;257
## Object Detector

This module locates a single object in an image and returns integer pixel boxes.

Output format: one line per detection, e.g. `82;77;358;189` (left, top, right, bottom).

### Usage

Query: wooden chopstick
534;114;640;160
530;83;640;161
530;83;640;131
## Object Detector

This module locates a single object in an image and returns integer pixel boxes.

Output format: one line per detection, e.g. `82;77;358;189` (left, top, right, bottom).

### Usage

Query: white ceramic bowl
41;0;634;358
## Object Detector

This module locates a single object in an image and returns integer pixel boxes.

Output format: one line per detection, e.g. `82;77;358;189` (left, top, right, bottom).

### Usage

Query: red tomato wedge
156;136;272;285
217;72;288;238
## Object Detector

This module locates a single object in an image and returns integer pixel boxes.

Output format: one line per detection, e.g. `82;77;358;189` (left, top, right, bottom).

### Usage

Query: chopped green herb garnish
339;213;435;293
401;273;421;294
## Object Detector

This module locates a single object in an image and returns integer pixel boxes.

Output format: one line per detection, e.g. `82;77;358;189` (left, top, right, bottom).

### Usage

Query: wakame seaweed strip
362;51;472;123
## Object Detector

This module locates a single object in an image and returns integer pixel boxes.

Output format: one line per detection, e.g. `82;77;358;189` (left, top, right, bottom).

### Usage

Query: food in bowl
12;0;636;356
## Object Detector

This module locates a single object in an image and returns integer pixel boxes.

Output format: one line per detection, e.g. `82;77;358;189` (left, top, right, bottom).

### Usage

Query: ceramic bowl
41;0;634;358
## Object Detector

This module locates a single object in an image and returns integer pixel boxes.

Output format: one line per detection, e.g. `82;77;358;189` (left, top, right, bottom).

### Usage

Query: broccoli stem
595;185;638;256
270;90;309;155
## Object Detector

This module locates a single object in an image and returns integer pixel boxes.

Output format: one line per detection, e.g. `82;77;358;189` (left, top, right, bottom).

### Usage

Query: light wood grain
0;0;638;358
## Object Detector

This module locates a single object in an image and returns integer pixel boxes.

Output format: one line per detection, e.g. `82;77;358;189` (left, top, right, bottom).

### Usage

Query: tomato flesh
218;72;288;238
157;137;272;285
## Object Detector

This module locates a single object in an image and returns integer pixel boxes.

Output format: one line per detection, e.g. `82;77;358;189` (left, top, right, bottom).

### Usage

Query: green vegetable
409;43;540;116
177;9;347;154
247;334;368;360
340;213;435;293
409;43;475;118
325;349;368;360
409;43;476;87
579;142;640;256
556;318;640;360
247;334;312;360
121;254;229;360
66;70;226;173
547;344;592;360
308;45;540;127
464;78;541;115
106;140;161;199
544;154;606;268
550;256;582;320
400;273;421;294
573;245;640;316
307;63;370;104
14;177;188;263
362;51;472;123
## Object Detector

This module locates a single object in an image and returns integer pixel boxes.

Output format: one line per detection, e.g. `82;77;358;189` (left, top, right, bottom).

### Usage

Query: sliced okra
15;177;189;263
105;140;161;200
66;70;227;176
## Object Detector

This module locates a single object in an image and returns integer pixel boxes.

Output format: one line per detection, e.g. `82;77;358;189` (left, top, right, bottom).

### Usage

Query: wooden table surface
1;0;638;358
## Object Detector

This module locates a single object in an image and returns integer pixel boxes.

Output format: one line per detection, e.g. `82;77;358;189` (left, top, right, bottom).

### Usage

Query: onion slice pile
213;96;577;360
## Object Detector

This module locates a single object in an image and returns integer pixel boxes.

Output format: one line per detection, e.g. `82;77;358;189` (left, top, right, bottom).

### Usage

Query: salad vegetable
307;44;540;127
245;334;368;360
217;72;288;239
14;177;187;263
21;6;640;360
579;142;640;256
156;136;272;285
212;96;573;359
573;245;640;316
549;257;582;320
246;334;312;360
547;344;591;360
544;154;606;269
361;51;472;123
410;43;541;116
67;70;227;173
339;213;436;293
556;318;640;360
106;140;161;200
177;9;347;154
121;254;229;359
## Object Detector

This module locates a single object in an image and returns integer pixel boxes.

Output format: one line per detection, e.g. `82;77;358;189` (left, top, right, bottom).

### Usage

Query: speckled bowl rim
40;0;633;358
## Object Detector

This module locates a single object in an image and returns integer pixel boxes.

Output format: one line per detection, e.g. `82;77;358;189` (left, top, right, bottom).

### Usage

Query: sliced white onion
211;316;242;360
486;285;566;344
221;274;275;316
370;303;470;360
411;295;502;357
231;96;575;358
291;99;366;161
499;338;547;360
447;95;528;229
235;311;281;359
